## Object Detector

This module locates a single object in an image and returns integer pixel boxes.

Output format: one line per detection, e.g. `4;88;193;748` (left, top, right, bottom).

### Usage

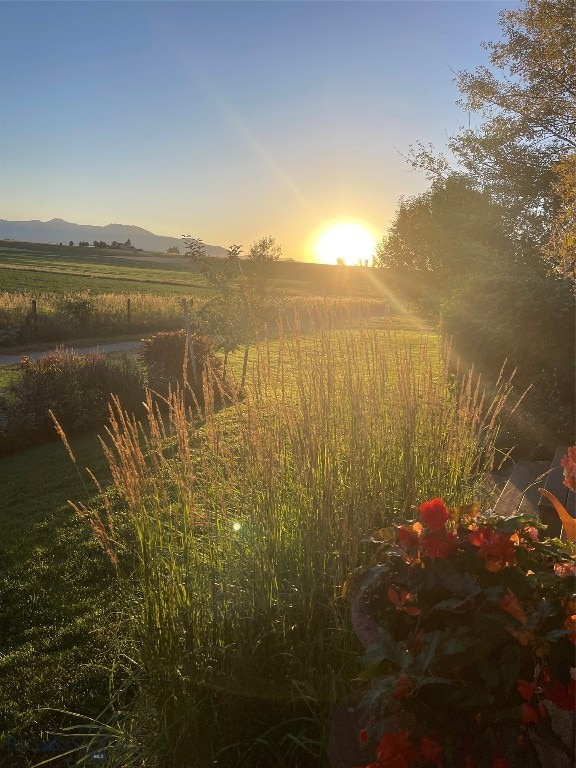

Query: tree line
371;0;574;452
73;239;135;249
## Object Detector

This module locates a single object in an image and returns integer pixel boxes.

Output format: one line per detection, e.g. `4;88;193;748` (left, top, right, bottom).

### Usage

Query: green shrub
441;266;575;452
0;349;145;453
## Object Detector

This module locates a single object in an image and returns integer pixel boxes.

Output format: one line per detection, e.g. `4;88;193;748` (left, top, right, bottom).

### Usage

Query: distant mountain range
0;218;228;257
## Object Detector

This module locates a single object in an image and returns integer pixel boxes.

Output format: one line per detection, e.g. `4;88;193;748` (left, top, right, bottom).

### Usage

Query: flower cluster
561;446;576;492
351;499;576;768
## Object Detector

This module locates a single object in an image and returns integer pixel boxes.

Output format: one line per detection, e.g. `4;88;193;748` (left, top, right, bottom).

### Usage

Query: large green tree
410;0;576;275
544;152;576;281
374;174;510;281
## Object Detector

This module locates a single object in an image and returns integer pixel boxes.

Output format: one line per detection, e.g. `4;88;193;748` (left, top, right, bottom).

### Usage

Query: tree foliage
386;0;576;447
182;236;206;262
544;152;576;281
375;174;510;279
227;244;242;260
409;0;576;277
248;236;282;262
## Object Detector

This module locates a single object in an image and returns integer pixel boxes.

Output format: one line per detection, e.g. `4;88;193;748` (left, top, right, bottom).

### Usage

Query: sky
0;0;518;262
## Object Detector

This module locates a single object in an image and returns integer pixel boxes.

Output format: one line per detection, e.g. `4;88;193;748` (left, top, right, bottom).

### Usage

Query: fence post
126;297;131;324
31;299;37;336
181;299;198;387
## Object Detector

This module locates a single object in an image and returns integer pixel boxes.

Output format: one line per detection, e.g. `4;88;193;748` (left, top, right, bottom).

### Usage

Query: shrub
139;329;233;406
441;266;575;452
0;349;145;453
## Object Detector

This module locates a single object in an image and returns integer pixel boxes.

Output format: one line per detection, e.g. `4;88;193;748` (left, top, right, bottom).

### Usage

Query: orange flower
499;589;527;624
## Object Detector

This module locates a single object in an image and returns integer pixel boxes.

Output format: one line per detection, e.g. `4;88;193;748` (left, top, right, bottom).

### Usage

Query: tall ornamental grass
69;323;515;768
0;292;196;345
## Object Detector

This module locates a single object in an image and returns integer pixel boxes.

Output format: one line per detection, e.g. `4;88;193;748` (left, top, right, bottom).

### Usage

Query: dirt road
0;340;142;368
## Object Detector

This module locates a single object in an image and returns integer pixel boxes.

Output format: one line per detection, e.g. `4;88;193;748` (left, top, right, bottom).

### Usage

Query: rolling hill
0;218;227;257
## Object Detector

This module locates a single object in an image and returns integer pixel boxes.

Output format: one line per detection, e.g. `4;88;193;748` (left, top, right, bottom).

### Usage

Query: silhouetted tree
182;236;206;262
376;174;510;282
248;236;282;262
227;244;242;260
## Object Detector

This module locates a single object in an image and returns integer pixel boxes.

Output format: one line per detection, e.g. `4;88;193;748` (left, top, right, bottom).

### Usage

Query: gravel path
0;340;142;367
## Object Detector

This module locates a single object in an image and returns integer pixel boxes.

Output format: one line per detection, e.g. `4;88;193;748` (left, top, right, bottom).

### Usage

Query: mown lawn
0;432;117;746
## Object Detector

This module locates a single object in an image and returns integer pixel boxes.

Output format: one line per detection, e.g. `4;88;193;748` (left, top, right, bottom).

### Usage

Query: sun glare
313;220;377;265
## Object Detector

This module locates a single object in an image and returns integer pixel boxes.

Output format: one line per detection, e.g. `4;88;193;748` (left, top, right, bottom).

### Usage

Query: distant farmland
0;240;210;296
0;239;428;300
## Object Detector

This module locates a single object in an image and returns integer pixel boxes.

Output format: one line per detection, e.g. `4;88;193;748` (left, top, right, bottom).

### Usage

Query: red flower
375;730;417;767
520;703;539;724
542;679;576;711
469;526;516;566
422;529;458;559
393;673;415;701
517;680;535;702
396;525;419;552
420;734;443;767
419;498;451;530
359;728;369;744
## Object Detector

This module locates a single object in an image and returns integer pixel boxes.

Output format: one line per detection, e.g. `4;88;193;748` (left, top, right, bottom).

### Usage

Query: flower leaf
432;596;473;612
359;631;403;670
415;629;443;671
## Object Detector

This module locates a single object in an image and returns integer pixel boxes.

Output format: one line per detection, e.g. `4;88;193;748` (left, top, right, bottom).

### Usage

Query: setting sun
313;221;377;265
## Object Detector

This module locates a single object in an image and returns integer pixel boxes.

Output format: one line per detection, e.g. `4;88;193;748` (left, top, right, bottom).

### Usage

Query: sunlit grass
66;319;514;767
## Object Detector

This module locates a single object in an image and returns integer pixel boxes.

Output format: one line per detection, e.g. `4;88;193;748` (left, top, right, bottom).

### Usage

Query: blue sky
0;1;517;261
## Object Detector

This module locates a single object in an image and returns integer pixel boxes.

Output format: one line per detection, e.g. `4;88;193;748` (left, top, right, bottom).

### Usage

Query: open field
0;240;406;352
0;239;426;300
0;241;211;296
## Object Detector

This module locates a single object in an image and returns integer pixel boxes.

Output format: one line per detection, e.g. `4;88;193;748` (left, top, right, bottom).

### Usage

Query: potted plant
344;494;575;768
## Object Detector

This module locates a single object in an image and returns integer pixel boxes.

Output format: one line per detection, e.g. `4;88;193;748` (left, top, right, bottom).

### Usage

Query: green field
0;239;418;300
0;241;211;295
